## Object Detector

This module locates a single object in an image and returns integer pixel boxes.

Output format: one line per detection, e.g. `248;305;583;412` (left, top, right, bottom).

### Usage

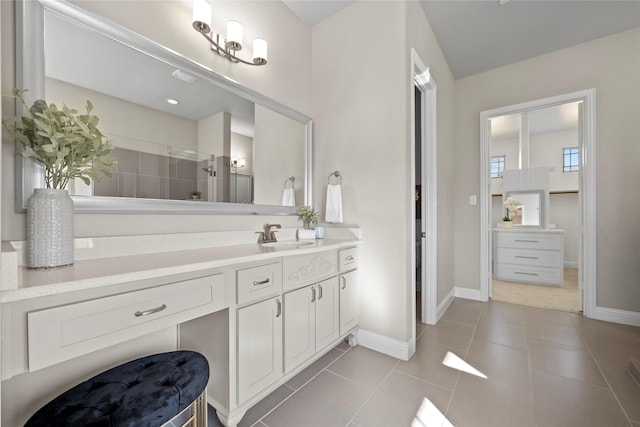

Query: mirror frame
15;0;312;215
504;189;545;228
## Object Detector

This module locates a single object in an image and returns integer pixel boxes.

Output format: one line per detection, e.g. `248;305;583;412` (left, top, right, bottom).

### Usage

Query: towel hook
283;176;295;189
327;171;342;185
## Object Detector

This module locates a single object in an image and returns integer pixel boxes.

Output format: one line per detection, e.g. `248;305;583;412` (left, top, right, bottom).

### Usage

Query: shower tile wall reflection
94;147;206;201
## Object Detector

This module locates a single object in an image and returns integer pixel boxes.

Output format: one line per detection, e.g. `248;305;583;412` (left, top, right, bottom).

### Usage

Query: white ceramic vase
26;189;74;268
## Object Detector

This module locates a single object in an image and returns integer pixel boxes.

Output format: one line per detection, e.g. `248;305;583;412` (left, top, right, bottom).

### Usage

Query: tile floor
209;299;640;427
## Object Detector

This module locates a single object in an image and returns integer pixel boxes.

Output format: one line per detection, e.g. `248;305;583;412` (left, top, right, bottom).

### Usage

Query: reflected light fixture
192;0;267;66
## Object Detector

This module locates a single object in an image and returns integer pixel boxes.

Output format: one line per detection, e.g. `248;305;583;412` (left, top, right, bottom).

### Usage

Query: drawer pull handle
345;255;355;262
515;256;539;259
253;278;270;286
276;299;282;318
515;272;539;276
515;239;539;243
135;304;167;317
341;276;347;290
311;286;316;302
318;284;323;300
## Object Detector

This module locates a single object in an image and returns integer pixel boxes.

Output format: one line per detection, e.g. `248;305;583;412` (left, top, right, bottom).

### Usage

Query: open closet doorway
479;90;597;318
411;49;437;336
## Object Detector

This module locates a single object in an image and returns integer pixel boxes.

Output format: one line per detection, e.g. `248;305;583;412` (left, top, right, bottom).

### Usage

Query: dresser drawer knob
134;304;167;317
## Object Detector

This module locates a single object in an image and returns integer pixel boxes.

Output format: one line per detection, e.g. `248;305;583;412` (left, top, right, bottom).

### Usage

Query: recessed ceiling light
167;98;179;105
498;0;511;5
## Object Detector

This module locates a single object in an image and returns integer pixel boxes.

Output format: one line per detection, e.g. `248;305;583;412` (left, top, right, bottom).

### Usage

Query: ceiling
283;0;640;79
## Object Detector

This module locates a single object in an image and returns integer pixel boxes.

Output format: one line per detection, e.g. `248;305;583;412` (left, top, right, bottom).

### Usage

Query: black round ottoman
25;350;209;427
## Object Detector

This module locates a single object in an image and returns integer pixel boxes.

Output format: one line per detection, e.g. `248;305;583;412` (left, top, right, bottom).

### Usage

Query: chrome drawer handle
341;276;347;290
515;239;539;243
275;299;282;318
515;256;539;259
345;255;355;262
318;284;323;300
135;304;167;317
515;272;539;276
311;286;316;302
253;278;270;286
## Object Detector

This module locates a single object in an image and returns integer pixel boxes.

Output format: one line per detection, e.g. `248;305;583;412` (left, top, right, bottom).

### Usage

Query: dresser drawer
237;261;282;305
28;273;226;372
496;232;563;251
495;263;562;286
338;247;358;272
283;250;337;291
496;248;561;268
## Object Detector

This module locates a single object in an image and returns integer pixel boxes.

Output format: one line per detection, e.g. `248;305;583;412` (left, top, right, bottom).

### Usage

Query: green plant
503;216;511;222
2;89;116;190
296;205;319;228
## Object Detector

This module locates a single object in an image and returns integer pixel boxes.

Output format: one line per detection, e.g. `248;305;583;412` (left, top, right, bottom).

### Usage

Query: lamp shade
226;20;243;49
253;39;268;64
192;0;211;31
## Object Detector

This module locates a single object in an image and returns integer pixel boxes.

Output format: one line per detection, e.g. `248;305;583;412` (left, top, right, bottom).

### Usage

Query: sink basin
261;240;315;248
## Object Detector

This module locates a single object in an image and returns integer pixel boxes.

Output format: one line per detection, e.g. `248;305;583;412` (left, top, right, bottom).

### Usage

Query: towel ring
283;176;295;189
327;171;342;185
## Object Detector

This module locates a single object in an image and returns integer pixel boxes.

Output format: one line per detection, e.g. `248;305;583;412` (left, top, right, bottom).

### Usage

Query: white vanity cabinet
284;277;339;373
494;229;565;285
339;270;359;334
237;296;283;404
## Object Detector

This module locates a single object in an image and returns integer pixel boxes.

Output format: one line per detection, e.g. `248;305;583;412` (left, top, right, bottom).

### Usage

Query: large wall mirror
15;0;312;214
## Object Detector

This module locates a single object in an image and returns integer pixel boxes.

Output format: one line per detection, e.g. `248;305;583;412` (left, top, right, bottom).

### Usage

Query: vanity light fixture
232;158;246;168
192;0;268;66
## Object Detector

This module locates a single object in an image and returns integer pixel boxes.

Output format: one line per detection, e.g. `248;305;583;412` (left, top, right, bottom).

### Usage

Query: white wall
231;133;254;175
1;0;311;240
530;129;579;191
312;1;455;343
455;28;640;312
198;112;230;159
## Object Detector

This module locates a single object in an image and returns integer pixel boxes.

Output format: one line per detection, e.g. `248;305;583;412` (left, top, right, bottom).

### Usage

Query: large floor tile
395;340;461;390
480;300;527;326
326;345;398;389
262;371;369;427
524;305;575;326
465;339;530;387
447;373;534;427
474;317;529;350
597;359;640;423
526;316;585;348
420;320;476;352
353;371;452;427
532;370;629;427
439;298;485;326
528;338;607;387
285;348;344;390
238;385;294;427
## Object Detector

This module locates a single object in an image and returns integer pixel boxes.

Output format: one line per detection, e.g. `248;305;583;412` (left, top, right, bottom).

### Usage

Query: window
563;147;580;172
490;155;505;178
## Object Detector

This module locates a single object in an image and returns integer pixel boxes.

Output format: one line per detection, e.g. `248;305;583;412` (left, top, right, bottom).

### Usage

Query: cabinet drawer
338;247;358;272
496;232;563;251
283;250;337;291
28;273;225;372
496;248;561;268
237;261;282;305
495;263;562;285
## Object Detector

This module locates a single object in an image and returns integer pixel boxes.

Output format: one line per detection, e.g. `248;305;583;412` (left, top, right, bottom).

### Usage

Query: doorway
411;49;437;341
480;90;597;318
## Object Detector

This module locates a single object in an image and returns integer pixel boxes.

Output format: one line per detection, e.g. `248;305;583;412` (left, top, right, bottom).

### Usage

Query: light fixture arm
192;21;267;66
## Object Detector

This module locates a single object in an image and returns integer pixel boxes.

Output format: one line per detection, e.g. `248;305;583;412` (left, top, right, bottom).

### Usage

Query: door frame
479;89;596;317
411;49;438;329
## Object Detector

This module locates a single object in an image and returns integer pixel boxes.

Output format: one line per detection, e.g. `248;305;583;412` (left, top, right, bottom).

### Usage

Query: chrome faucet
257;223;281;243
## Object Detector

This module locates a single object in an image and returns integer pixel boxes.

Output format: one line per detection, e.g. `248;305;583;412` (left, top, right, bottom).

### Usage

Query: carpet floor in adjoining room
491;267;581;313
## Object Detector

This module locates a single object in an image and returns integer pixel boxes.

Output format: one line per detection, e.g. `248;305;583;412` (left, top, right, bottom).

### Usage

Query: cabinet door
237;297;283;405
339;270;358;335
284;285;315;373
315;277;339;351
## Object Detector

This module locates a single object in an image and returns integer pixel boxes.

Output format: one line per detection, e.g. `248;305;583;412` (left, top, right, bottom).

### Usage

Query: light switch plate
469;195;477;205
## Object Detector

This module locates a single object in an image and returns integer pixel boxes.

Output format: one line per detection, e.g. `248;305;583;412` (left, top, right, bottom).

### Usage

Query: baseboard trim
564;261;578;269
355;328;413;361
593;307;640;327
454;287;485;302
437;288;455;321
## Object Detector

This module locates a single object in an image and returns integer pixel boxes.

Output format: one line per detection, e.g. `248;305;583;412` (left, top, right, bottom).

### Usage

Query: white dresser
494;229;565;286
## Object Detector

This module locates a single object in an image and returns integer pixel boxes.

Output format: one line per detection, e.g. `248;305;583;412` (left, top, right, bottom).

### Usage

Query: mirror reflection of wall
42;6;305;207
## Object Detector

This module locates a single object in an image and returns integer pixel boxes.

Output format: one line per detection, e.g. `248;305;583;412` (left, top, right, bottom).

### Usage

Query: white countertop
1;237;360;303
